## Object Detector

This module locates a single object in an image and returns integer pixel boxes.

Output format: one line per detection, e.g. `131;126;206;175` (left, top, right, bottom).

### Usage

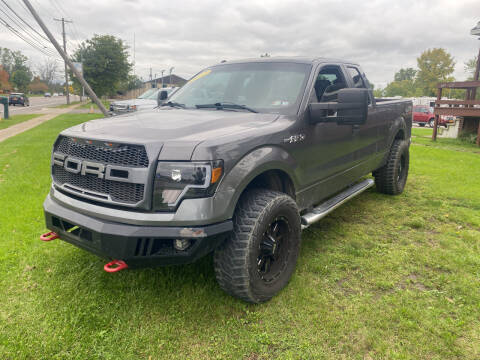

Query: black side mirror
308;88;369;125
157;90;168;105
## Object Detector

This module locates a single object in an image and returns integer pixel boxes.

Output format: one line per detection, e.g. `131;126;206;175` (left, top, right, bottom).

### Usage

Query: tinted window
347;67;366;88
313;66;347;102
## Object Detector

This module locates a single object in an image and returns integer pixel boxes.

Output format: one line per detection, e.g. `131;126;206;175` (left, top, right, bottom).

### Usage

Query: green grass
79;99;110;109
0;114;40;130
412;126;480;152
0;116;479;359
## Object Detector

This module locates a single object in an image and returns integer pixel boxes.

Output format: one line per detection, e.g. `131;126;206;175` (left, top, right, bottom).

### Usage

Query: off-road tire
214;189;301;303
373;139;409;195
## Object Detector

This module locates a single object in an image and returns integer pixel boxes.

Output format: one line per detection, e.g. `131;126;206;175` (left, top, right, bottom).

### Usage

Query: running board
301;179;374;228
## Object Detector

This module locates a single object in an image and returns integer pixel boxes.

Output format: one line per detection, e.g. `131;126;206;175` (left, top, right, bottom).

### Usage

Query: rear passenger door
344;65;383;164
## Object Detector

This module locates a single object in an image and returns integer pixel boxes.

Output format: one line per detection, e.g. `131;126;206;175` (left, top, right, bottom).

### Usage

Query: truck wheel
373;139;409;195
214;189;301;303
429;119;435;128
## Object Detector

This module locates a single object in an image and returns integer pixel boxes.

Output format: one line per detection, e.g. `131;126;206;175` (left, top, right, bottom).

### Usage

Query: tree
11;68;32;92
28;76;49;93
383;79;418;97
416;48;455;96
71;35;131;97
464;55;479;80
394;68;416;81
37;59;58;87
0;48;30;76
0;65;12;91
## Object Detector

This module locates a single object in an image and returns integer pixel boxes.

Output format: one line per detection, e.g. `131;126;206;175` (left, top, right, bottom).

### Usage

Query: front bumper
43;194;233;268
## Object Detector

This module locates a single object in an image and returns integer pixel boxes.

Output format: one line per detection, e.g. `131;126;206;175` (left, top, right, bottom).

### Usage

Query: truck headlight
153;160;223;211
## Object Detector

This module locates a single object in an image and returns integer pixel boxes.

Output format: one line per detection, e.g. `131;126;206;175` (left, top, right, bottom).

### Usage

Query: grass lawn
0;114;40;130
79;99;110;109
0;114;479;359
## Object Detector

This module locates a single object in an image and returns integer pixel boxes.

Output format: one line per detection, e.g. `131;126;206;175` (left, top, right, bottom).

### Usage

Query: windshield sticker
190;69;212;83
272;100;290;106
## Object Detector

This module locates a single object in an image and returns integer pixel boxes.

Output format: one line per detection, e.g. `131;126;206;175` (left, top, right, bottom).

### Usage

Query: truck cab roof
214;56;360;67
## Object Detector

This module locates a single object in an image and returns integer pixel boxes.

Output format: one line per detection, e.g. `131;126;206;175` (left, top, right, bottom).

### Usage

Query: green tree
383;79;417;97
416;48;455;96
71;35;131;97
0;48;30;76
394;68;416;81
464;55;478;80
11;68;32;92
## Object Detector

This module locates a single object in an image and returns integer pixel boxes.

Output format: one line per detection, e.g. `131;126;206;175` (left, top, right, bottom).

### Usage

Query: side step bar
301;179;374;228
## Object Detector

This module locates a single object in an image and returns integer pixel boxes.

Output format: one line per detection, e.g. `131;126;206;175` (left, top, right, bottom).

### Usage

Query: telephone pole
54;17;72;105
22;0;109;116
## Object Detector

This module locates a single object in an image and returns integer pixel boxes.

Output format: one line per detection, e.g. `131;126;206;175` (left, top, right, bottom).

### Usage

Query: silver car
110;88;177;114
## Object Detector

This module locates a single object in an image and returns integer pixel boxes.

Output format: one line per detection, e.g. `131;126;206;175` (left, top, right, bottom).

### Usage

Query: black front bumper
44;197;233;268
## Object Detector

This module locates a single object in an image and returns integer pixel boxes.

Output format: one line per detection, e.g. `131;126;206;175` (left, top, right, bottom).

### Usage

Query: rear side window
347;67;366;88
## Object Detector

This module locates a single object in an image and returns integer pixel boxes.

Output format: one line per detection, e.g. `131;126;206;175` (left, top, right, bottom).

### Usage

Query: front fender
215;146;299;219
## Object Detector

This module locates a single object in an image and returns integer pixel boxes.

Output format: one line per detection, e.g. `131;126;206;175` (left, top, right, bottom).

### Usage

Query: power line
0;7;54;54
0;15;60;59
0;0;49;42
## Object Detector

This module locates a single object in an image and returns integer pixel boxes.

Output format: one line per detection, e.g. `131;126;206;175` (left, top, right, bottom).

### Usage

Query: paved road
6;95;81;115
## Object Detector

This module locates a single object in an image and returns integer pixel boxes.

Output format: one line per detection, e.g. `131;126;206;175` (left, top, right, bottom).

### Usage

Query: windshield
168;62;311;114
138;89;157;99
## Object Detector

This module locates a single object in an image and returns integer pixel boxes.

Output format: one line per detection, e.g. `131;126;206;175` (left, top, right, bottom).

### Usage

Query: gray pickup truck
42;57;412;303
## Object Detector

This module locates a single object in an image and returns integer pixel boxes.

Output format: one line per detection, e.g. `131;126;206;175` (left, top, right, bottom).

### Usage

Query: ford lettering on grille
51;137;149;206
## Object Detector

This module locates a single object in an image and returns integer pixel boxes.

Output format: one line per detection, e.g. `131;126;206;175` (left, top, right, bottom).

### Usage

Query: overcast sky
1;0;479;87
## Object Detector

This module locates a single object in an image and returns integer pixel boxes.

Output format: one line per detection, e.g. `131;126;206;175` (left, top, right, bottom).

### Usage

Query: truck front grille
52;136;149;206
53;166;145;204
55;136;149;168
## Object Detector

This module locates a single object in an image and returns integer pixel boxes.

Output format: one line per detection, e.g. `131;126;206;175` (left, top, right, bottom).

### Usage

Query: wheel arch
217;146;299;219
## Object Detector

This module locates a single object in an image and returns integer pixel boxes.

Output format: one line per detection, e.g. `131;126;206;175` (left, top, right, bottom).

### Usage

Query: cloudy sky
1;0;479;87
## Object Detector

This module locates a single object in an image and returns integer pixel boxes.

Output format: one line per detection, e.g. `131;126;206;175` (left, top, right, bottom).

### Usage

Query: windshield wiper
195;102;258;113
160;101;185;108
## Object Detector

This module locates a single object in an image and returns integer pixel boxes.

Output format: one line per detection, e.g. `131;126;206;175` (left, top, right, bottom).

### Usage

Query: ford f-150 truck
42;57;412;303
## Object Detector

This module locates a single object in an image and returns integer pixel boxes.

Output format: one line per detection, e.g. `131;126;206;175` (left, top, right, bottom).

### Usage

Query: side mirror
157;90;168;105
308;88;369;125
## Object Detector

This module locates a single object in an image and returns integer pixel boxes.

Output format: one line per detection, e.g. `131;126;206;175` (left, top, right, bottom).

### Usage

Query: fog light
174;239;191;251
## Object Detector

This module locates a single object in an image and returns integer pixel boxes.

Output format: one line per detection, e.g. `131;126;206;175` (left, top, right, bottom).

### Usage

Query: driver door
299;65;357;204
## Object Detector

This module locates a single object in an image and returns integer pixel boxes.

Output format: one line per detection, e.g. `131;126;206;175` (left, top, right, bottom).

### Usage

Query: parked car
413;105;452;127
42;57;412;303
109;87;177;114
8;93;29;106
53;93;59;97
44;92;52;97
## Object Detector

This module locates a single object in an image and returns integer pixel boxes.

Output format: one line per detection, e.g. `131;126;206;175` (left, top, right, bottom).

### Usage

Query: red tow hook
104;260;128;273
40;231;59;242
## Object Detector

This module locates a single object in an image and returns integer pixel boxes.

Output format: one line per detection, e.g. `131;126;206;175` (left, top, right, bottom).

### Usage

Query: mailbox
0;96;8;119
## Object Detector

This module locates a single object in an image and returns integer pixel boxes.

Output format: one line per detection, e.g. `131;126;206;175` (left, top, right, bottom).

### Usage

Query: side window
312;66;347;103
347;66;372;104
347;67;367;88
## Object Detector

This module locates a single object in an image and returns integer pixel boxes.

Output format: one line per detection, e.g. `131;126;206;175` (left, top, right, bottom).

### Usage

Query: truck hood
61;108;279;159
111;98;157;107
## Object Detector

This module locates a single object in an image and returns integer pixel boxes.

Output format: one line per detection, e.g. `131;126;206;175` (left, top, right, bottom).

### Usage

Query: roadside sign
72;62;83;77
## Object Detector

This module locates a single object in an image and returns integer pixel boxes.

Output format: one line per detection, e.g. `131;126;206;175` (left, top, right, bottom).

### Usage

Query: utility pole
169;67;174;87
22;0;109;116
54;17;72;105
161;69;165;88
